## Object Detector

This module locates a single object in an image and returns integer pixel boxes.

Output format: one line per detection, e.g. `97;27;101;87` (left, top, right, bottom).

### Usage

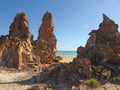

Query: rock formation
35;14;120;89
0;12;58;69
33;12;57;64
0;13;34;69
76;14;120;81
78;14;120;65
0;12;120;88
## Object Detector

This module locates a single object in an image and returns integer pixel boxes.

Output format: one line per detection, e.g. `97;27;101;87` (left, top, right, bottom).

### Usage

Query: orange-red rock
33;12;57;64
77;14;120;64
0;12;58;69
73;58;91;78
0;13;35;69
75;14;120;79
9;13;31;39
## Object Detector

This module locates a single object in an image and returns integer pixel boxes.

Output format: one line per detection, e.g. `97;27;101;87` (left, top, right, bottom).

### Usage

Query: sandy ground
0;74;31;90
60;55;75;63
0;70;28;82
0;67;34;90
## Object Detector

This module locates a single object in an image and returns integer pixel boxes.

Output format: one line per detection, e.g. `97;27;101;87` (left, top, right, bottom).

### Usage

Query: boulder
73;58;91;78
54;56;63;62
100;69;111;83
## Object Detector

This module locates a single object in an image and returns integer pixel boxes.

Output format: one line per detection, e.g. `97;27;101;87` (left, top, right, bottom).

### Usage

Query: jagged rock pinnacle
33;11;57;64
76;14;120;81
102;13;115;24
9;13;31;39
103;13;110;21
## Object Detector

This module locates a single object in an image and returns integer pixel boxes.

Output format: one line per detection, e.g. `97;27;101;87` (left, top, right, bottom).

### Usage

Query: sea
57;50;77;56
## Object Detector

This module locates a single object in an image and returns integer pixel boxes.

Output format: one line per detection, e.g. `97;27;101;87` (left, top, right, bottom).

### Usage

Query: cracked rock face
0;12;58;69
9;13;31;39
75;14;120;80
33;12;57;64
77;14;120;65
0;13;33;69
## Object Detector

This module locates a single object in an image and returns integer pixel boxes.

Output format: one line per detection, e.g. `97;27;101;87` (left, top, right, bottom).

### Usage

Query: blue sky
0;0;120;51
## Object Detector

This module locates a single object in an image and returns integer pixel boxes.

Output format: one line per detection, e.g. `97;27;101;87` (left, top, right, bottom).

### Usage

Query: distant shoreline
57;50;77;57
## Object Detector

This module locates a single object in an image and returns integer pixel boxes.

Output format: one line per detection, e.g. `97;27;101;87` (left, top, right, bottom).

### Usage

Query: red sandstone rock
9;13;31;39
0;12;58;68
76;14;120;80
77;14;120;64
0;13;34;69
33;12;57;64
73;58;91;78
54;56;63;62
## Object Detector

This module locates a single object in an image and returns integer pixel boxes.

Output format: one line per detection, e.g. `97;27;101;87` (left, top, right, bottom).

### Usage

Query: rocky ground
0;57;120;90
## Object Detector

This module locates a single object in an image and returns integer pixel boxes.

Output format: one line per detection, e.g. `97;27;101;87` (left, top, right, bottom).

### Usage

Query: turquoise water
57;50;77;56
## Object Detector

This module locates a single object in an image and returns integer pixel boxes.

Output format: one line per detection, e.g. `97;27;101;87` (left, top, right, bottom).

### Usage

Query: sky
0;0;120;51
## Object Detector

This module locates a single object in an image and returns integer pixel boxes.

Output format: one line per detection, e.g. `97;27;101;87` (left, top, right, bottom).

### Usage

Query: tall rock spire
0;12;58;69
0;13;33;69
9;13;31;39
34;11;57;64
38;11;54;39
97;14;119;45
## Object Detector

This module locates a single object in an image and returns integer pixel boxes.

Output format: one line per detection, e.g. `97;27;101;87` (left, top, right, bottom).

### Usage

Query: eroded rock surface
33;12;57;64
0;13;34;69
0;13;120;89
0;12;58;69
76;14;120;81
85;14;120;64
